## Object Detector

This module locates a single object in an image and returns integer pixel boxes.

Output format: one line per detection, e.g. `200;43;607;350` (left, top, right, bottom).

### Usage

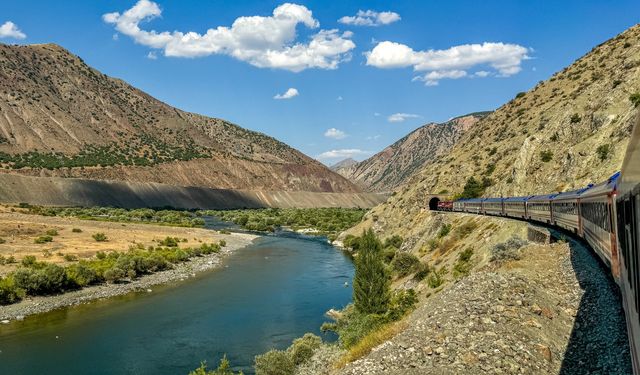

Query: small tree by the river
353;229;390;314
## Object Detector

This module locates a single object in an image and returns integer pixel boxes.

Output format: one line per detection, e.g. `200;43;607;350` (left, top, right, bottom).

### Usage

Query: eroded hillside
0;43;358;193
336;113;487;192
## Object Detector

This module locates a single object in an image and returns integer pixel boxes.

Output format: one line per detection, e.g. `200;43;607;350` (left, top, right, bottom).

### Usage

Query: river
0;223;354;374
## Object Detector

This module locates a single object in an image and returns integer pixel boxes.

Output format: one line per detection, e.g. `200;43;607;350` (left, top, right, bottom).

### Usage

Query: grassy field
0;205;224;276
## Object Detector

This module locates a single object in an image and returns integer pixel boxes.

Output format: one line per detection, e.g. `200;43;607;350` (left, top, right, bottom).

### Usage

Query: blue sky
0;1;638;165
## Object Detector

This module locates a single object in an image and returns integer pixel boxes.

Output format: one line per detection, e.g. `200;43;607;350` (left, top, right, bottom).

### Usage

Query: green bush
189;355;242;375
219;240;227;247
13;263;69;295
455;177;492;199
92;233;108;242
540;150;553;162
437;224;451;238
45;229;59;236
630;93;640;107
390;252;420;277
0;237;6;244
353;229;390;315
34;235;53;244
63;254;78;262
103;267;126;283
453;248;474;278
0;276;25;305
21;255;38;267
570;113;581;123
427;267;446;288
66;263;97;287
596;144;611;162
72;228;82;233
383;235;403;249
158;237;179;247
515;92;526;99
289;333;322;365
413;263;430;281
386;289;418;321
254;349;295;375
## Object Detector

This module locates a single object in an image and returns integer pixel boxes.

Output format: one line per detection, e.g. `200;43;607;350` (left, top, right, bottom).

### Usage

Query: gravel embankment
0;232;257;321
336;235;632;374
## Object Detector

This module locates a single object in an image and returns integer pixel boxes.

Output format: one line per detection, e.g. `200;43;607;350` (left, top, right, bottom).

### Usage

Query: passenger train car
443;115;640;373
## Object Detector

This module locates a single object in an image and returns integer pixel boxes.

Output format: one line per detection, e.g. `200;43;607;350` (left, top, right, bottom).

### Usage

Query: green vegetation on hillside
0;242;222;305
203;208;367;238
0;140;210;169
23;205;205;227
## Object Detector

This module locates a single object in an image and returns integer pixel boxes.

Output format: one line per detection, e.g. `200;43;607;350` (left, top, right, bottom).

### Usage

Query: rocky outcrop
337;113;488;192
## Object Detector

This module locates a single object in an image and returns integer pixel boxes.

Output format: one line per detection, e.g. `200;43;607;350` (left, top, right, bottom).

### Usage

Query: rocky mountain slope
0;43;358;193
336;113;488;192
330;158;358;175
353;23;639;242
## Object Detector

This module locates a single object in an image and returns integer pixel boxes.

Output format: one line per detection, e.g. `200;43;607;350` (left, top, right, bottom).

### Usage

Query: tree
353;229;390;315
457;177;485;199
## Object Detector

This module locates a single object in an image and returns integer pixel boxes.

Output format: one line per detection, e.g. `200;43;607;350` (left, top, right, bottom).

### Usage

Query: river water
0;224;354;374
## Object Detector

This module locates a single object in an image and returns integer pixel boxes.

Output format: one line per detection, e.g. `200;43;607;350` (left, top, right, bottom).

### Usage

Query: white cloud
104;1;355;72
324;128;347;139
366;40;530;85
112;33;119;41
388;113;420;123
336;96;343;101
0;21;26;39
366;134;381;140
317;149;371;160
339;10;400;26
373;112;381;117
274;87;299;99
147;51;158;59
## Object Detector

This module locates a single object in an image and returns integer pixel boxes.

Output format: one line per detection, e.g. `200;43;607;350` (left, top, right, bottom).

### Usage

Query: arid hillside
335;113;488;192
0;43;358;193
352;23;639;243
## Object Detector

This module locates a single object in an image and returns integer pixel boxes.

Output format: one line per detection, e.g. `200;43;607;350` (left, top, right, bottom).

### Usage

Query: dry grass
0;209;225;275
335;319;408;369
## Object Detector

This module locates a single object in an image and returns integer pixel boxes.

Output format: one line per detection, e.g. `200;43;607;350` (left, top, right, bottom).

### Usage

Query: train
438;115;640;373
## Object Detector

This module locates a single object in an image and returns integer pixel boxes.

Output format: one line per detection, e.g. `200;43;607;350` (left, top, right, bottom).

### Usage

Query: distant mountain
0;43;358;193
338;113;489;192
331;158;358;172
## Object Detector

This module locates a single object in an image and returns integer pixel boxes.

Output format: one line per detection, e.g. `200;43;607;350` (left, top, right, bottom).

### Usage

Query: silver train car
445;116;640;372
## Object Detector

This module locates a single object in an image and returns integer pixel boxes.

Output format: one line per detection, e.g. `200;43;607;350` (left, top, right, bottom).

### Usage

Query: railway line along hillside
327;23;639;374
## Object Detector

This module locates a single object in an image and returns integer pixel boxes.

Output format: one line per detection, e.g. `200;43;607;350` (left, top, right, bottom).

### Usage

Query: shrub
453;248;474;278
34;235;53;244
0;237;6;244
383;235;403;249
45;229;59;236
343;234;361;251
487;147;498;156
189;355;241;375
427;267;446;288
254;349;295;375
570;114;581;123
324;308;386;349
0;276;24;305
66;263;97;287
6;255;16;264
540;150;553;162
630;93;640;107
437;224;451;238
289;333;322;365
103;267;125;283
63;254;78;262
515;92;526;99
455;177;491;199
92;233;108;242
413;263;430;281
353;229;390;314
381;247;396;263
13;263;69;295
550;133;559;142
219;240;227;247
158;237;179;247
596;144;611;161
96;251;107;260
386;289;418;321
390;252;420;277
72;228;82;233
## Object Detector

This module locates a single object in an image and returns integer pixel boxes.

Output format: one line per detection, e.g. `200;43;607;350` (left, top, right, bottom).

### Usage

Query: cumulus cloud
274;87;299;99
388;113;420;123
0;21;26;39
324;128;347;139
147;51;158;59
338;10;400;27
366;41;530;85
317;149;371;160
103;1;355;72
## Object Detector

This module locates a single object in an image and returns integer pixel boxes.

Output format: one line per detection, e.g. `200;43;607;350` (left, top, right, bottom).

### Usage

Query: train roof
462;198;484;203
552;184;594;201
528;193;559;202
579;172;620;198
483;197;504;202
503;196;532;202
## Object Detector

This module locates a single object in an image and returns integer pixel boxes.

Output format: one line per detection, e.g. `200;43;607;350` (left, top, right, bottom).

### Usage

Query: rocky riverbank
0;232;257;322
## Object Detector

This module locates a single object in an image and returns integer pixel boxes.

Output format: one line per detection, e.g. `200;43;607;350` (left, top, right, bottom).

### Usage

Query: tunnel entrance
428;197;440;211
